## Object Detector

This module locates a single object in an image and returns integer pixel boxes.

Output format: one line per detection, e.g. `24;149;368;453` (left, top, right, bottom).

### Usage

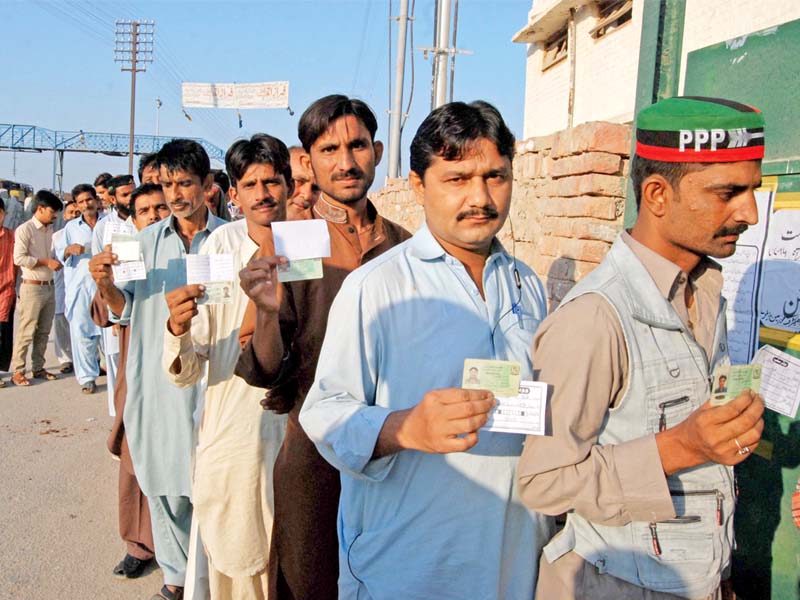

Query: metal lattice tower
115;19;155;175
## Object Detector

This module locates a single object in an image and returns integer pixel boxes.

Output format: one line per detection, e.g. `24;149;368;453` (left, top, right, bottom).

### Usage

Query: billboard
181;81;289;109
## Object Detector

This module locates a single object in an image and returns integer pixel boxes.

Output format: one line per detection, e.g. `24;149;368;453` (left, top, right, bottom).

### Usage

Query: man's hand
43;258;63;272
657;390;764;475
88;245;117;291
64;243;84;258
376;389;496;457
166;284;204;336
239;256;287;314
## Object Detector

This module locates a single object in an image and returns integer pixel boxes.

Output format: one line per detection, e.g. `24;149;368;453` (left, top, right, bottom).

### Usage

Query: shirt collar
408;222;508;262
32;215;47;230
165;206;224;237
621;230;723;301
313;194;349;223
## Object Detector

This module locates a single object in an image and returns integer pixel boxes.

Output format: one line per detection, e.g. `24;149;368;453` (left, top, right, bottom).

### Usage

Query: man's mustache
713;224;749;238
253;199;279;210
457;207;499;221
332;168;364;181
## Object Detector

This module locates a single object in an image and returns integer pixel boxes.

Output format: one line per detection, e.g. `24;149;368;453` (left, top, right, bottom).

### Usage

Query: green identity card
710;364;762;406
277;258;323;283
462;359;521;397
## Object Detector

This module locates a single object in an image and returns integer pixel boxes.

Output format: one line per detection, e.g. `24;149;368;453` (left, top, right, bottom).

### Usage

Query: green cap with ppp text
635;96;764;163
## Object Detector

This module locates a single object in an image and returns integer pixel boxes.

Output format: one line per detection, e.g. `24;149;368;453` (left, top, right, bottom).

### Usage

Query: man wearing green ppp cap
517;97;766;599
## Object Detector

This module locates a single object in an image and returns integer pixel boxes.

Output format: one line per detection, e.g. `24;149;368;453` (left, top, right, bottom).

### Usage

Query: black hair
409;101;516;180
137;153;158;183
108;174;135;196
212;169;231;194
156;139;211;181
225;134;293;192
70;183;97;200
33;190;63;212
630;155;705;208
130;183;164;212
298;94;378;152
94;172;112;188
0;198;5;212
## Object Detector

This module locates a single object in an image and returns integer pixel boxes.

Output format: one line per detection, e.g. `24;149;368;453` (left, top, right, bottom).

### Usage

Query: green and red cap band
635;96;765;163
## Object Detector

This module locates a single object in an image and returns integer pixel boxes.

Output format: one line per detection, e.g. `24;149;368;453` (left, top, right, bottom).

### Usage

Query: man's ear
229;184;242;208
299;152;312;173
373;140;384;167
409;170;425;207
640;174;671;218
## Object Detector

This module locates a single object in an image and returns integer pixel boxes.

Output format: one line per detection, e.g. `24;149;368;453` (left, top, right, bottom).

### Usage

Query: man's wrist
656;423;701;475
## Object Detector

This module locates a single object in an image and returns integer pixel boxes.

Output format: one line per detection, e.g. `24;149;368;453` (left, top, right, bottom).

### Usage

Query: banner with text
181;81;289;109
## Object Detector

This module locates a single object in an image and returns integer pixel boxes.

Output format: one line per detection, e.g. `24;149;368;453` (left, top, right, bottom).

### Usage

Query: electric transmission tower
115;19;154;175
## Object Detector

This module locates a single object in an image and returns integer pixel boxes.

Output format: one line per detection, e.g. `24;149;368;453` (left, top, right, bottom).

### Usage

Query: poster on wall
718;187;774;364
759;206;800;333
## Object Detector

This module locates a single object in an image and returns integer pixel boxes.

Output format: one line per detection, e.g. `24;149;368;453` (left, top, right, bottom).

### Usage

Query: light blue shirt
54;214;100;337
114;211;225;498
300;224;555;599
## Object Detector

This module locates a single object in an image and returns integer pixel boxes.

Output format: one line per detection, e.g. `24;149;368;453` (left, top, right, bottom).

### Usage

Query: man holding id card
518;97;766;600
161;134;291;597
299;101;553;598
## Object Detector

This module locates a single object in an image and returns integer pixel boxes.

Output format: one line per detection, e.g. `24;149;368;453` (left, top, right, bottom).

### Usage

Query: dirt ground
0;340;162;599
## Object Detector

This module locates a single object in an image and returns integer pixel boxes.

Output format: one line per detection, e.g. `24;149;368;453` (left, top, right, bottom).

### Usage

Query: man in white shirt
162;134;291;598
52;200;81;373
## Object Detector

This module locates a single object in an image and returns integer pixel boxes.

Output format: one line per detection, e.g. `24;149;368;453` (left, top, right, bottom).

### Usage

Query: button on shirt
114;211;226;498
13;216;54;281
300;224;555;599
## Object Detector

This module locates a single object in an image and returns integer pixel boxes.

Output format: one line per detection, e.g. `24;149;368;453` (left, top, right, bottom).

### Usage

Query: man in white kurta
162;134;293;598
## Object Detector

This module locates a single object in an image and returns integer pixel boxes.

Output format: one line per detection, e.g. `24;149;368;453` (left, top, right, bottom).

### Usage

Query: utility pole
155;97;162;137
115;19;154;175
388;0;410;179
419;0;471;110
433;0;451;108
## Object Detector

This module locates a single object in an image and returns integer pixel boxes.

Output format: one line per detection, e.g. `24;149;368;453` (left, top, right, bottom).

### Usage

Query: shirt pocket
633;516;715;589
645;383;695;434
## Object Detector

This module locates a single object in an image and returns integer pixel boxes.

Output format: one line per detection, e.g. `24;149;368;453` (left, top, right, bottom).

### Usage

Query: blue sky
0;0;532;194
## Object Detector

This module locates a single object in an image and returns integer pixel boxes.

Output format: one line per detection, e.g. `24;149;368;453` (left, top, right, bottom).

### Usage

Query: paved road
0;340;162;599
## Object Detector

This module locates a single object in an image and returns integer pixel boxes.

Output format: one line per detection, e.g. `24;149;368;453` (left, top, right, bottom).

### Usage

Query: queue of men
3;92;767;600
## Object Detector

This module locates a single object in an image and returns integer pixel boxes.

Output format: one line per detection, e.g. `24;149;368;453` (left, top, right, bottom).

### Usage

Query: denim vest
543;237;734;599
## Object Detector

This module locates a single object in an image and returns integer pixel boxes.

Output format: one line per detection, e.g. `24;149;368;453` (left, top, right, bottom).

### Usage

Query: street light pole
115;19;154;175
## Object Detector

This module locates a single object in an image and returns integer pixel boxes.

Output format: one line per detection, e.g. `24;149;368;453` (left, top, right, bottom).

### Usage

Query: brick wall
372;120;631;309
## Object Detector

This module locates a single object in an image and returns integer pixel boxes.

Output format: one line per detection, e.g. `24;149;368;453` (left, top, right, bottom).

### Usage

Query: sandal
32;370;58;381
11;372;31;386
150;586;183;600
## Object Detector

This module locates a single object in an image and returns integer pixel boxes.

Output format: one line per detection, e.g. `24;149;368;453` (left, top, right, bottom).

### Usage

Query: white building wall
523;43;571;138
519;0;800;138
572;0;644;128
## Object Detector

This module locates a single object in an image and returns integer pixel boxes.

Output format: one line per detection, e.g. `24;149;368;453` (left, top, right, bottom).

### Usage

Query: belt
22;279;54;286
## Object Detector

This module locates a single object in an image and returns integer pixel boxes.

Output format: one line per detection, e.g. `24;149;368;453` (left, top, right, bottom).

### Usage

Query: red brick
556;238;611;263
573;121;632;155
550;174;626;198
538;236;561;257
550;152;621;178
540;196;618;220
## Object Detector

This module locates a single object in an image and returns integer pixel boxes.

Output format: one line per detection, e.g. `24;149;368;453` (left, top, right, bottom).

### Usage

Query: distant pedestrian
52;200;81;374
10;190;63;386
138;153;160;185
0;198;19;385
55;185;102;395
94;172;114;214
3;186;31;230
